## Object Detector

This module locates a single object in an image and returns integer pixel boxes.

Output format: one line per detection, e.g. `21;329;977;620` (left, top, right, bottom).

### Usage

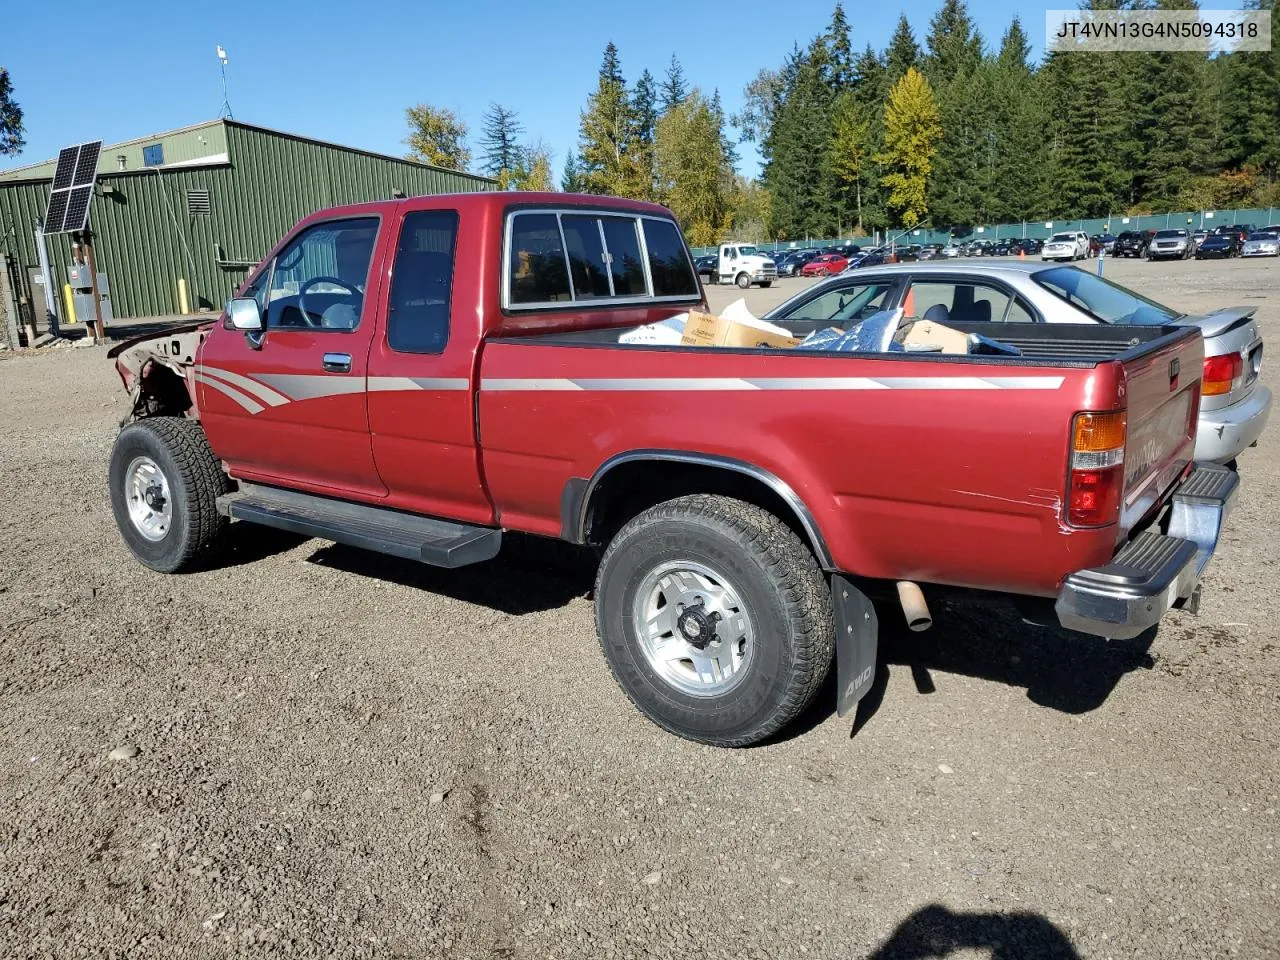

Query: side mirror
228;297;262;331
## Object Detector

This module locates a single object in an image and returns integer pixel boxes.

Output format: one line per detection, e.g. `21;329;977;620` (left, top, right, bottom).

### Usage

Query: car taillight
1067;411;1126;527
1202;353;1243;396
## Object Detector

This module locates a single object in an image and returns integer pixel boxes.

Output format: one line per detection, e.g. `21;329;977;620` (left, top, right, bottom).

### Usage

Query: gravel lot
2;256;1277;958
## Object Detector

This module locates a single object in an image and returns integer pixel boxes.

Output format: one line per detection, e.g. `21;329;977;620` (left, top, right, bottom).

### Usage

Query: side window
903;281;1015;324
777;282;896;323
509;213;572;304
265;217;379;330
642;219;699;297
388;210;458;354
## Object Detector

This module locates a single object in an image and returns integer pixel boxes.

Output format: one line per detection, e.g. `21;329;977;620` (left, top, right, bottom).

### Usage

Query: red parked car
105;191;1234;747
800;253;849;276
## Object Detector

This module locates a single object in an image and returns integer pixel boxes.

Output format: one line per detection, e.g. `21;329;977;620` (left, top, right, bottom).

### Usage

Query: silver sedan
764;261;1270;465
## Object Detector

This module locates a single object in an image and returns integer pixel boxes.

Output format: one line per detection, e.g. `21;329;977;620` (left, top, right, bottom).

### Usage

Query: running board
216;483;502;568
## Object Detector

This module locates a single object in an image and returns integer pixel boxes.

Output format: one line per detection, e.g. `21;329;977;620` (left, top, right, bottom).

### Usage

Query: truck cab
715;243;776;289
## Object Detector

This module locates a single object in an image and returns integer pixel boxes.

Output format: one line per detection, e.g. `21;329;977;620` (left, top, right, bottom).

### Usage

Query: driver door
198;215;389;498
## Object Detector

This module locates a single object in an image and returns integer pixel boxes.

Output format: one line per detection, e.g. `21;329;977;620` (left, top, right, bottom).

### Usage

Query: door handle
322;352;351;373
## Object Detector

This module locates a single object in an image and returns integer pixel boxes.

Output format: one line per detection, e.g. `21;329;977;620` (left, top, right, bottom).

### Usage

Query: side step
216;483;501;568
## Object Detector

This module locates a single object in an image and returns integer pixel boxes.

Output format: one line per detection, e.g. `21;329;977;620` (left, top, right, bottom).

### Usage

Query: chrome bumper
1055;464;1238;639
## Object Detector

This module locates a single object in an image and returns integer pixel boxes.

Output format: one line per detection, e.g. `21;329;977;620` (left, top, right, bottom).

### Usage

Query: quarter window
561;215;612;298
641;218;699;297
388;210;458;353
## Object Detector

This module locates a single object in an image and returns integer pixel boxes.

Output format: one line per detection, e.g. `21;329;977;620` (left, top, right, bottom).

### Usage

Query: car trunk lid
1177;307;1262;411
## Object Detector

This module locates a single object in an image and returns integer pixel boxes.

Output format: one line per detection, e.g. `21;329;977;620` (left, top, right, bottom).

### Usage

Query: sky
0;1;1240;182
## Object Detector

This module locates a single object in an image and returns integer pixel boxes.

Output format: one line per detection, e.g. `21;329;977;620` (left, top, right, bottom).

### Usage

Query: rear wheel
594;495;834;747
109;417;231;573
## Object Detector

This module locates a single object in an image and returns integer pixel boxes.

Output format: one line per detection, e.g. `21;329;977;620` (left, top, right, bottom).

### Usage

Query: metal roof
0;119;494;185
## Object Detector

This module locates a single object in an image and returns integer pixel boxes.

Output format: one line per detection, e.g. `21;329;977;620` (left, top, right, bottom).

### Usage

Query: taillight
1067;411;1126;527
1202;353;1243;396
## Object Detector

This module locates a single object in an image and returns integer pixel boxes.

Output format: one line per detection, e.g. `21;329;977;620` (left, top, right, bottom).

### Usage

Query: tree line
406;0;1280;242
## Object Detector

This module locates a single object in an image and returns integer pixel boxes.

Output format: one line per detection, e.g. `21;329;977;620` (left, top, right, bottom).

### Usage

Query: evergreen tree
561;152;587;193
885;16;921;83
830;91;873;231
631;69;659;199
989;17;1048;219
996;14;1031;72
923;0;984;86
479;103;524;188
826;3;854;90
1217;1;1280;178
709;88;738;172
765;40;838;237
577;42;643;196
851;45;889;230
878;67;942;227
660;55;690;112
854;44;886;102
0;67;24;157
513;141;555;192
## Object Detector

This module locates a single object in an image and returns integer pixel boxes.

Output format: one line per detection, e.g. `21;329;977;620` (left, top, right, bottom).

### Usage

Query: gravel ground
1;256;1277;959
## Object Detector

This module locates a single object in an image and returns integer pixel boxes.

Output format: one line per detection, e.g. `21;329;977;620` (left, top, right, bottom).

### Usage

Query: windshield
1155;230;1186;238
1250;232;1278;240
1050;233;1074;242
1034;267;1179;325
738;245;759;257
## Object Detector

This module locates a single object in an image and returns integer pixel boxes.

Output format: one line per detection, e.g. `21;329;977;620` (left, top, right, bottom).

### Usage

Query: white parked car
1242;231;1280;258
1041;231;1089;262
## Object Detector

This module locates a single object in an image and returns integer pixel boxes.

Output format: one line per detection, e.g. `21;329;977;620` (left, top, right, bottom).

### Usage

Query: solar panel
63;185;94;233
51;147;79;190
72;141;101;186
44;191;69;234
41;139;102;235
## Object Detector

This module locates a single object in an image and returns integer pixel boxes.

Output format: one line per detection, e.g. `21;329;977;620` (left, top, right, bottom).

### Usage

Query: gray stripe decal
256;373;366;400
481;376;1064;392
200;366;290;406
368;376;469;392
195;372;264;414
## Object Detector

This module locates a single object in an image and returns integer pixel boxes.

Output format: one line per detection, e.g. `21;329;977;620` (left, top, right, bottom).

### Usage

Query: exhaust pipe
896;581;932;632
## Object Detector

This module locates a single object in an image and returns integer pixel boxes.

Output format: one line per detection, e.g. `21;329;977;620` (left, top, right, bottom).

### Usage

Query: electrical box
67;264;109;295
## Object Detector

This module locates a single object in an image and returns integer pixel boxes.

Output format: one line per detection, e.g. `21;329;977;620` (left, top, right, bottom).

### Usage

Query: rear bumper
1055;464;1238;639
1194;385;1272;463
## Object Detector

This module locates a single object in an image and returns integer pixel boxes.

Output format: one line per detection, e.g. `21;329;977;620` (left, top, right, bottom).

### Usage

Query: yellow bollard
177;277;190;315
63;283;76;324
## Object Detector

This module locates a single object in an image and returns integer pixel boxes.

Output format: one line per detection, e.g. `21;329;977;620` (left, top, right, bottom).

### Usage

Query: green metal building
0;119;495;322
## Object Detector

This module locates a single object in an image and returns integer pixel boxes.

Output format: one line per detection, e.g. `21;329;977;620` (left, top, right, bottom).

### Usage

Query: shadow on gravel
303;533;596;615
852;598;1158;736
218;523;308;568
868;904;1081;959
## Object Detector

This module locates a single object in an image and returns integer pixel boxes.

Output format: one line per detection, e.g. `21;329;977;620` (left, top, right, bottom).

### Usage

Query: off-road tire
594;494;834;747
109;417;231;573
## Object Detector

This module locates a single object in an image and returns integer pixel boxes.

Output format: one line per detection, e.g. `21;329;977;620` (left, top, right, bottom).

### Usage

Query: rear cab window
505;209;699;309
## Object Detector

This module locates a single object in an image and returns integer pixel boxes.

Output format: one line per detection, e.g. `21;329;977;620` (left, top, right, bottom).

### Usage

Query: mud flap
832;574;878;717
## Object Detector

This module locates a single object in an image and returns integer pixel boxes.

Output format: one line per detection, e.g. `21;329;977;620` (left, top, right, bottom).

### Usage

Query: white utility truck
714;243;777;289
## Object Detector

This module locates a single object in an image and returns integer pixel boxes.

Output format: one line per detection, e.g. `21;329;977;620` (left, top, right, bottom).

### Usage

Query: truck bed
500;320;1179;366
477;321;1202;597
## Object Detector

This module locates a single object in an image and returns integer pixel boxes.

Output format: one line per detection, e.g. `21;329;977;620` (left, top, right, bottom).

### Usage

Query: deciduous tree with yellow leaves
877;67;941;228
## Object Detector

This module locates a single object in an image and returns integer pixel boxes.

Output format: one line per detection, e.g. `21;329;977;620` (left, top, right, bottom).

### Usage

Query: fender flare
561;449;835;570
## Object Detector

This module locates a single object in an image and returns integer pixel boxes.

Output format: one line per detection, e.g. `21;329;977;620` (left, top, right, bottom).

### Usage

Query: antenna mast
216;45;233;119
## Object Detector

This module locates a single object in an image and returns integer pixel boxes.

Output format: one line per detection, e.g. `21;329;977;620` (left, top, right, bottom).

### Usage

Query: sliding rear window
505;210;698;309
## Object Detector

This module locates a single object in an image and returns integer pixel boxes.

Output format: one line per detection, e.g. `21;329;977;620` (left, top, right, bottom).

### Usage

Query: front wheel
735;272;751;290
594;495;834;747
108;417;231;573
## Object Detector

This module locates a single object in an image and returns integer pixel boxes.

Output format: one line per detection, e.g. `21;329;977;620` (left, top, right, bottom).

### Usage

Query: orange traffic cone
1018;248;1026;260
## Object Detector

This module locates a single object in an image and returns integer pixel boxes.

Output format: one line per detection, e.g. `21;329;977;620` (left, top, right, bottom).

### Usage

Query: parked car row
697;223;1279;283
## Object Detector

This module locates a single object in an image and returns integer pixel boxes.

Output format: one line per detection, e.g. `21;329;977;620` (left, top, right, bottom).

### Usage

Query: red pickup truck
107;192;1237;746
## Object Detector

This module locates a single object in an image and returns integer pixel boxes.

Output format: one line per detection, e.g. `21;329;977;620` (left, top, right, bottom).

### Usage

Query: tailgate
1118;328;1203;532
